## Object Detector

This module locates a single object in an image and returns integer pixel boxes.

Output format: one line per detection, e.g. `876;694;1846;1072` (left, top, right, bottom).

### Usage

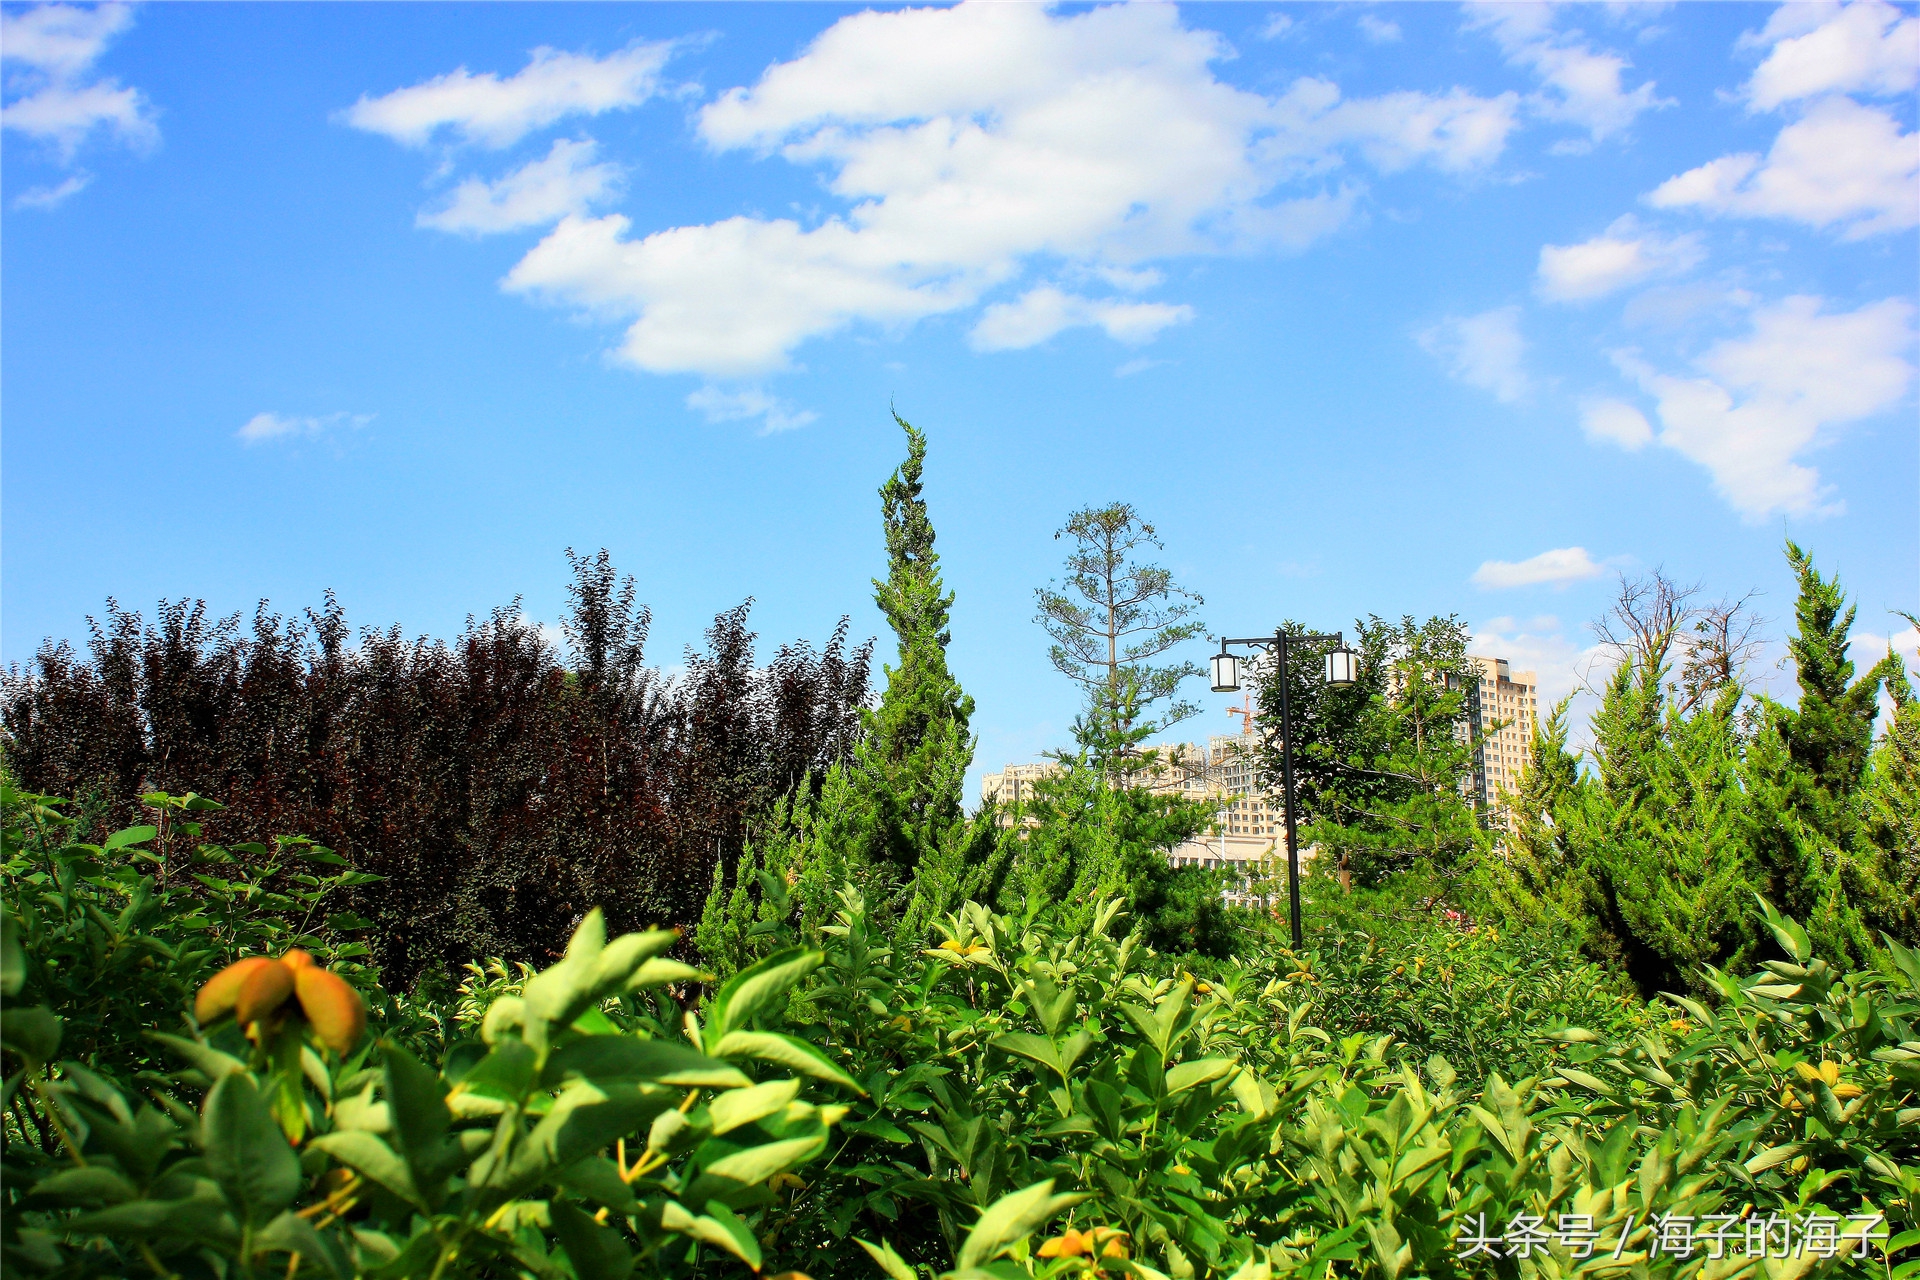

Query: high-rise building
1465;655;1539;828
977;651;1540;891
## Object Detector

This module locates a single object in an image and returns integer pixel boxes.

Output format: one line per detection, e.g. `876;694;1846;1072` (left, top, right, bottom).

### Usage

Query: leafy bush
2;910;849;1278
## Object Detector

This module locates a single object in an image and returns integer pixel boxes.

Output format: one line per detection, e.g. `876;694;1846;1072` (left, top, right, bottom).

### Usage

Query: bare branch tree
1588;568;1699;683
1677;589;1769;712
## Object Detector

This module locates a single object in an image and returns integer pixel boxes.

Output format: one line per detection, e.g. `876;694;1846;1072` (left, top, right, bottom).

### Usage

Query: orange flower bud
281;949;316;971
195;956;273;1025
235;958;296;1025
294;965;366;1055
1038;1229;1090;1259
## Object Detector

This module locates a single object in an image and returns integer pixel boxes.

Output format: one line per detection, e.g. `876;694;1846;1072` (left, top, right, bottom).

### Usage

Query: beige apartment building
1468;655;1539;827
977;652;1540;897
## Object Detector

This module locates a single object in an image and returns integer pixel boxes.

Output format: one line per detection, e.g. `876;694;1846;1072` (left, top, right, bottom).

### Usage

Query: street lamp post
1210;629;1359;949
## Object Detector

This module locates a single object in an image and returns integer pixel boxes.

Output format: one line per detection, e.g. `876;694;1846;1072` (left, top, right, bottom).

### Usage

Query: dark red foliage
1;552;871;980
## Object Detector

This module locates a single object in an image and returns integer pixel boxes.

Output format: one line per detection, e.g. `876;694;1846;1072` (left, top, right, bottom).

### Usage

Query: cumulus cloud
969;286;1193;351
1473;548;1608;590
1257;13;1295;41
341;42;674;149
1620;295;1915;519
685;386;818;435
1466;3;1667;144
1646;95;1918;239
1743;0;1919;111
1580;398;1654;450
1419;305;1530;403
237;411;373;445
497;1;1515;378
1536;215;1704;302
417;138;623;234
1;3;157;163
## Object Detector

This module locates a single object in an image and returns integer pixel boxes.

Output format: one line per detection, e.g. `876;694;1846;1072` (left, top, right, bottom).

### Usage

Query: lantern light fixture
1210;649;1241;693
1324;645;1360;687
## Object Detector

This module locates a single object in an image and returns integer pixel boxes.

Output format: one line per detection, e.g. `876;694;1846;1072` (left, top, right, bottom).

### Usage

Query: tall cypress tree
1769;541;1897;828
863;412;976;876
1747;542;1903;962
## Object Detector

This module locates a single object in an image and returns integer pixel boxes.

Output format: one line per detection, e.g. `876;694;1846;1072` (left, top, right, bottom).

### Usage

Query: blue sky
4;0;1916;798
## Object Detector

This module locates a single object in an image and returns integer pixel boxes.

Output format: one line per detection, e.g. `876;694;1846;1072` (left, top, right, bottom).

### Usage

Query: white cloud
1466;3;1667;143
1536;214;1703;302
685;387;818;435
12;171;90;209
1258;13;1295;41
417;138;623;235
1744;0;1919;111
1;3;157;163
237;411;372;445
1419;305;1530;403
498;1;1514;378
969;286;1193;352
1358;14;1402;43
1580;398;1654;450
1646;95;1919;239
341;43;674;149
1621;295;1916;519
1115;356;1168;378
1473;547;1608;590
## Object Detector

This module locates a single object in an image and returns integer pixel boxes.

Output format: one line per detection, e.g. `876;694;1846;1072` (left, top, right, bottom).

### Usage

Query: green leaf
1755;895;1813;964
149;1033;251;1083
1;911;24;997
103;825;158;851
0;1005;60;1062
699;1134;827;1189
709;948;823;1042
28;1166;138;1206
711;1030;863;1093
1165;1057;1237;1097
660;1200;761;1270
702;1201;763;1271
956;1180;1090;1271
857;1237;919;1280
309;1130;425;1211
202;1074;302;1226
551;1200;637;1280
545;1037;751;1090
559;1157;638;1215
253;1210;351;1280
385;1044;456;1193
1744;1143;1805;1174
709;1079;802;1135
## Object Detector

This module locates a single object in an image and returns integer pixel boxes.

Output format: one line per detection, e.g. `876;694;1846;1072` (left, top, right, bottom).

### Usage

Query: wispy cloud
1419;305;1530;403
417;138;623;235
341;42;676;150
685;387;818;435
238;411;373;445
1536;214;1703;302
12;171;91;210
1473;547;1608;590
1;3;157;169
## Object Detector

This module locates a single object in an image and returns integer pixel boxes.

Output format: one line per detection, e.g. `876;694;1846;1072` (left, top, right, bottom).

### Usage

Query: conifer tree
861;412;977;876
